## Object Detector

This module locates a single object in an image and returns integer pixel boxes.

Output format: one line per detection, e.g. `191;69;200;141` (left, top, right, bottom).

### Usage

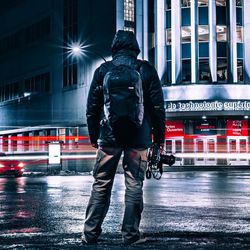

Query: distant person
82;30;165;245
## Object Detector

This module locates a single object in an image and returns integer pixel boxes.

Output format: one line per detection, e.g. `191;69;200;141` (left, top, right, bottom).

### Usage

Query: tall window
182;0;191;7
124;0;135;32
237;26;243;43
216;0;226;6
198;25;209;42
0;72;50;103
63;0;78;88
166;29;172;45
217;26;227;41
198;0;208;6
182;59;191;82
166;0;171;10
24;72;50;94
236;0;242;6
199;59;211;82
217;59;227;82
181;27;191;43
237;60;243;82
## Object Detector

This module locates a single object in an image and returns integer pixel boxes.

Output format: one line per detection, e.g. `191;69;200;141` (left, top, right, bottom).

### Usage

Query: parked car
0;153;25;177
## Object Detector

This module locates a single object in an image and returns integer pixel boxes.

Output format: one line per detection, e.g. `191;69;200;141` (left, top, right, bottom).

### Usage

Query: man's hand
159;143;164;152
150;143;161;165
154;143;165;153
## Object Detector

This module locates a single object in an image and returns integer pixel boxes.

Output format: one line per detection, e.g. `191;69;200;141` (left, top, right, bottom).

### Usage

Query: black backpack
103;61;144;145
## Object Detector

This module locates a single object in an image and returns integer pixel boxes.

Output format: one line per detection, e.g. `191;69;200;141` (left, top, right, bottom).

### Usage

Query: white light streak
1;153;250;161
174;153;250;160
0;154;96;161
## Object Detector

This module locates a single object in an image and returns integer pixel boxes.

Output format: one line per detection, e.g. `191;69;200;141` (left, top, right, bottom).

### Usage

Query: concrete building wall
0;0;116;130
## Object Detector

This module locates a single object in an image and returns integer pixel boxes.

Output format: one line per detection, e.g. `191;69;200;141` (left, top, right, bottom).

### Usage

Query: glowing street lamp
67;42;106;62
66;42;85;58
71;45;81;55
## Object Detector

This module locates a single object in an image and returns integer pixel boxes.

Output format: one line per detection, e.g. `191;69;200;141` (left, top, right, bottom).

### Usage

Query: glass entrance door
194;137;217;165
165;138;184;166
227;136;249;165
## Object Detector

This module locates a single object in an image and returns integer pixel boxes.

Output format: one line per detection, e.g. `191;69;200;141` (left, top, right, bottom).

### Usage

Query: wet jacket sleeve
144;63;165;145
86;67;104;145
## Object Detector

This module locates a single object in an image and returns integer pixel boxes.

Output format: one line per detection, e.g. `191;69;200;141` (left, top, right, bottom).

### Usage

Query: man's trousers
83;146;148;244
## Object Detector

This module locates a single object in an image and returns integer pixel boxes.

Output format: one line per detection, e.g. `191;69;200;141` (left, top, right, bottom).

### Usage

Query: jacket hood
111;30;140;57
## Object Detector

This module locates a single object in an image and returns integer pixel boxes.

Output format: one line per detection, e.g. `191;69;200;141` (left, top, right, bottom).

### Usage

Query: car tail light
18;162;24;168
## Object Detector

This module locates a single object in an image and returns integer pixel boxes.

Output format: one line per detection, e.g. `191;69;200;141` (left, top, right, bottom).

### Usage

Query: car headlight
0;164;4;168
18;162;24;167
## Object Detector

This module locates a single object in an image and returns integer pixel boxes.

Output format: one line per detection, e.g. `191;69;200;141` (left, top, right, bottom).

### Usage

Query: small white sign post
48;141;62;171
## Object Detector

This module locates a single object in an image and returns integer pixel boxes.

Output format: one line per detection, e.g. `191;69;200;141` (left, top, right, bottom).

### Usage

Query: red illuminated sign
165;121;184;137
226;120;248;136
193;120;217;135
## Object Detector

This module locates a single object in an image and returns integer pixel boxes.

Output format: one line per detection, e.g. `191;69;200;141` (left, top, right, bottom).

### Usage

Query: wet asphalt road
1;170;250;249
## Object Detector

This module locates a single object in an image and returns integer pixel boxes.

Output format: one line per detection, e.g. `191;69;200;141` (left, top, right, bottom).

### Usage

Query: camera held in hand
146;143;176;180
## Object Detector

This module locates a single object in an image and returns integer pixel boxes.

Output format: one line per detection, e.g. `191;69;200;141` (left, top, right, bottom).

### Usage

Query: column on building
154;0;166;81
228;0;237;83
244;0;250;83
191;0;199;83
171;0;181;83
136;0;148;60
209;0;217;82
116;0;124;31
143;0;148;60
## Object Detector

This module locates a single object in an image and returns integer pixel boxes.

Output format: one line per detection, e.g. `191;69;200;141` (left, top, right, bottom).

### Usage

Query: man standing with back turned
82;30;165;245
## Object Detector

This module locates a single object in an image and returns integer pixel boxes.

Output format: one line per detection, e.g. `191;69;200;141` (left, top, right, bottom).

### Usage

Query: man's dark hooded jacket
86;30;165;148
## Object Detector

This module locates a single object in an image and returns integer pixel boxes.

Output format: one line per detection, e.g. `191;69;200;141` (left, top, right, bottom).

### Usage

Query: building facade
153;0;250;165
117;0;250;166
0;0;250;166
0;0;116;152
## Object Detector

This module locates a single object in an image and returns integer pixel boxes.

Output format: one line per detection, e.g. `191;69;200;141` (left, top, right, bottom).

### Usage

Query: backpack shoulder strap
136;59;145;69
99;61;114;82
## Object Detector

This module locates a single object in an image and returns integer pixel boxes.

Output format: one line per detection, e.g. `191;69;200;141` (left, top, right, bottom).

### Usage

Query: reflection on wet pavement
0;171;250;248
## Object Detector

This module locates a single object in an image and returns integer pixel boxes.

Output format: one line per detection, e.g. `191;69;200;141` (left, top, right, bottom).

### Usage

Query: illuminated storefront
146;0;250;166
164;98;250;166
116;0;250;165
